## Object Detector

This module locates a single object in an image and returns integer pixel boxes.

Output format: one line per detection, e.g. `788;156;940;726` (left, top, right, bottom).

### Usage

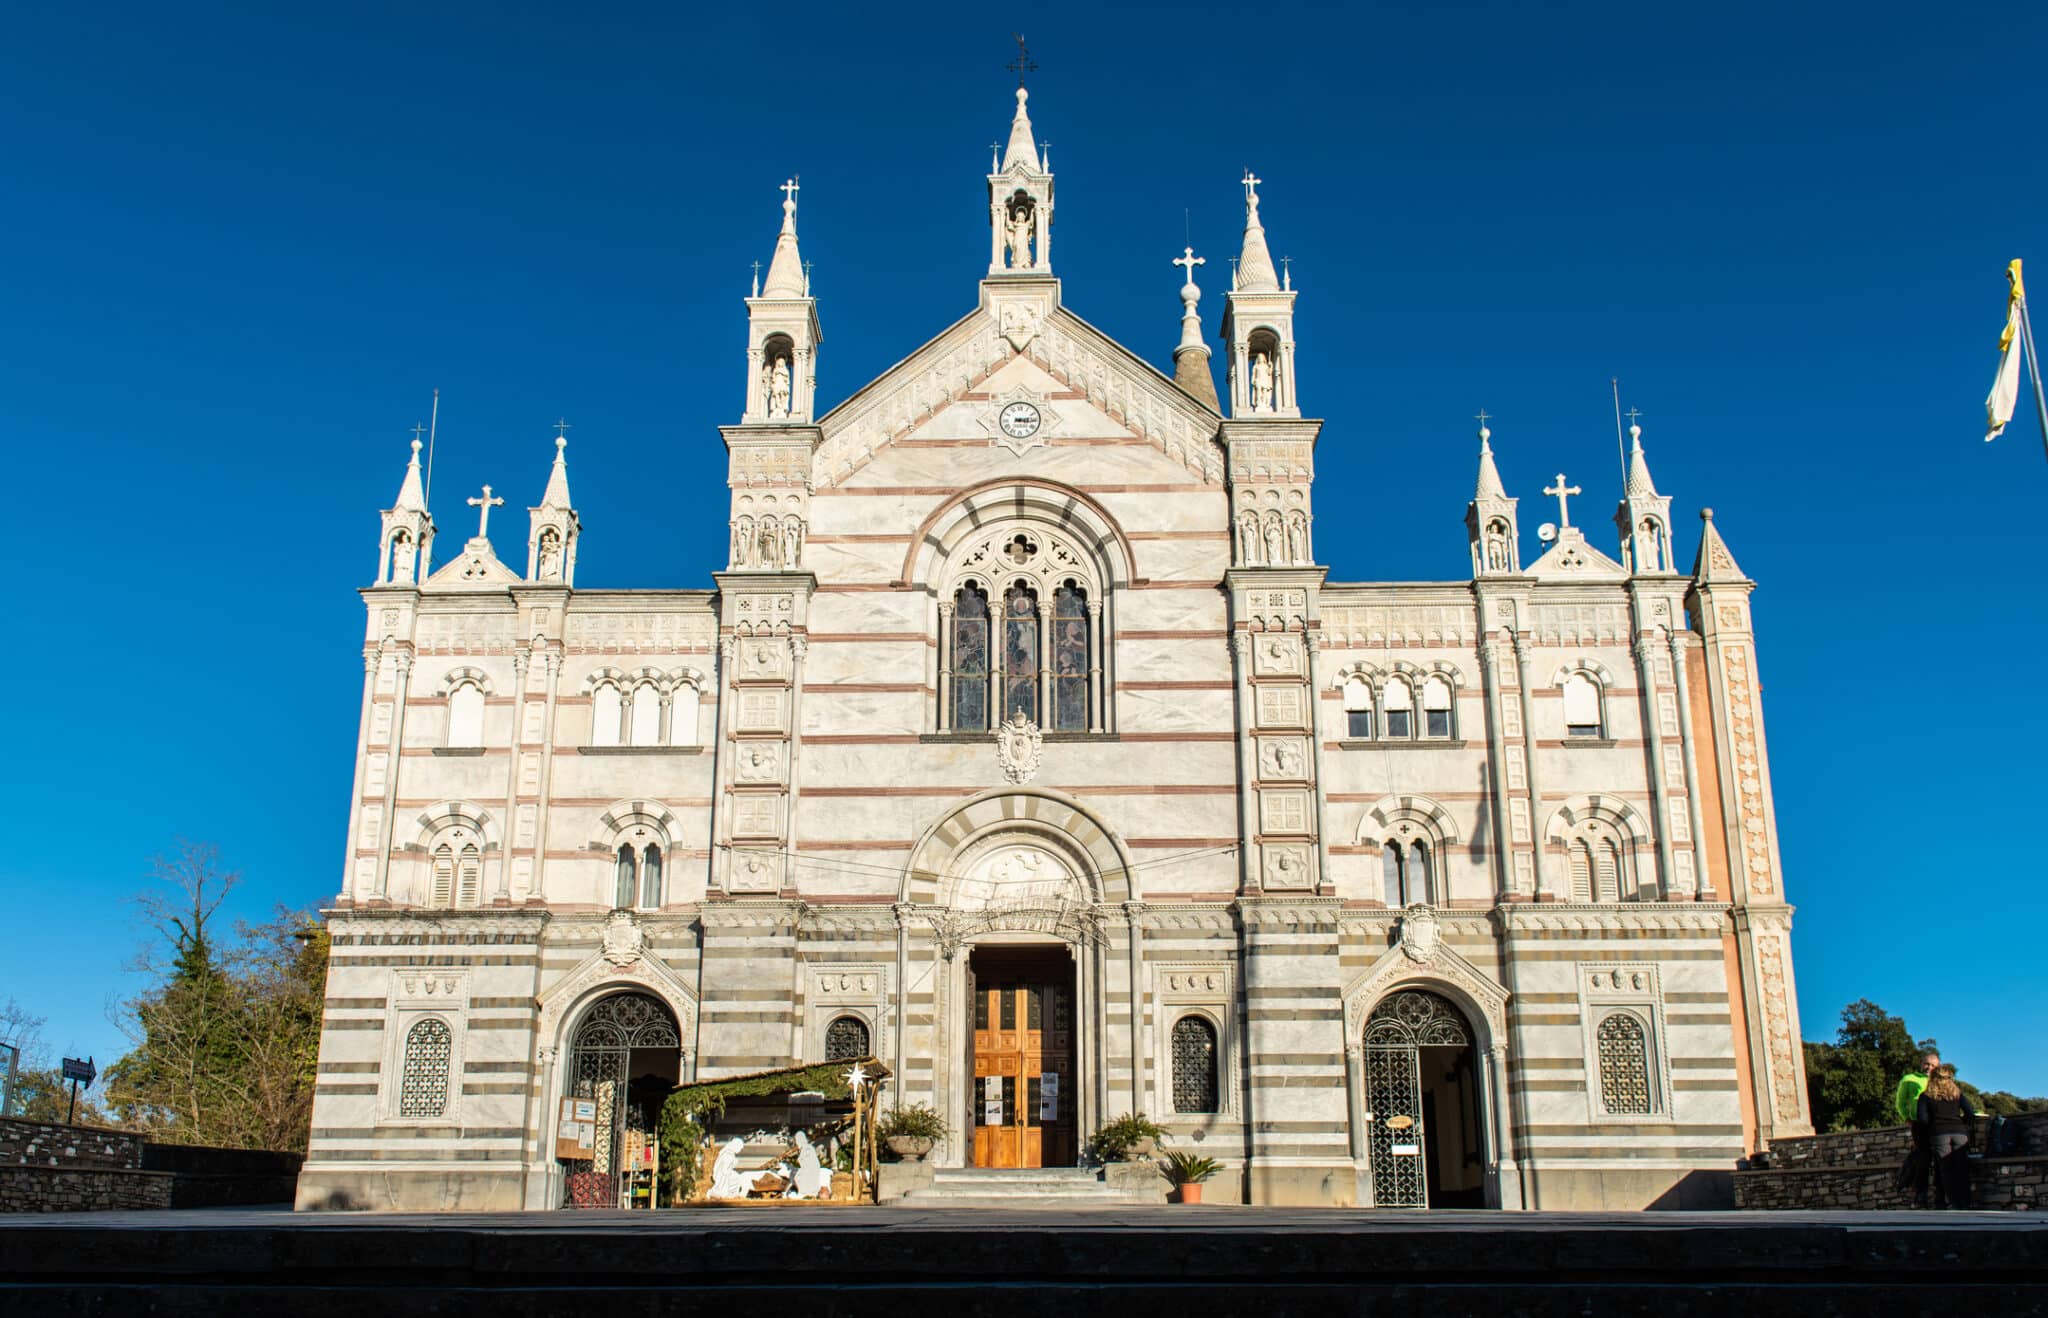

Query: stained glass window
1003;583;1040;725
825;1015;869;1061
399;1017;452;1118
1052;584;1088;731
639;845;662;909
952;585;991;731
1172;1015;1219;1113
1597;1013;1653;1115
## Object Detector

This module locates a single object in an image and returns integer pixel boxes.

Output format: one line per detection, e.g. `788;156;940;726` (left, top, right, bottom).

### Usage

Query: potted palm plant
1162;1150;1220;1204
878;1104;947;1162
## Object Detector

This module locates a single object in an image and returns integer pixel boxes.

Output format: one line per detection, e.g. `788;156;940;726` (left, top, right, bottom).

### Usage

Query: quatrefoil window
1003;534;1038;565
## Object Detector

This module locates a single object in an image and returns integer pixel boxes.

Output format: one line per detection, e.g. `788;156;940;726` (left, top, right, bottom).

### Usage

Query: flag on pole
1986;259;2026;441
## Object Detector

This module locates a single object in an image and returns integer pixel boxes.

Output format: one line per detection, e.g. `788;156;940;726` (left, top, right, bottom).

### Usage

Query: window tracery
1171;1015;1220;1113
398;1017;452;1119
824;1015;870;1062
1596;1012;1654;1115
936;522;1109;735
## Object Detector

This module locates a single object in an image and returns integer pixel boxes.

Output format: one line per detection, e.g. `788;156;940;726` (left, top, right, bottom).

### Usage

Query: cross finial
1474;408;1492;442
1543;473;1582;528
409;422;427;445
553;417;573;440
1623;406;1643;443
1280;255;1292;290
750;259;762;296
467;484;505;539
780;177;800;207
1241;170;1262;206
1624;406;1642;425
1174;245;1206;286
1007;33;1037;87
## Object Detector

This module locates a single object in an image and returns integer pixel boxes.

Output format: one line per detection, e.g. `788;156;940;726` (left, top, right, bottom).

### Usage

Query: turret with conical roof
527;427;581;585
1466;417;1522;576
741;179;823;425
1614;417;1675;573
1221;171;1300;418
377;436;435;586
987;87;1054;276
1171;246;1220;411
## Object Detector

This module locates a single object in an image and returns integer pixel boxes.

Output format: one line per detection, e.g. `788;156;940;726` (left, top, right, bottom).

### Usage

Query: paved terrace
3;1206;2045;1316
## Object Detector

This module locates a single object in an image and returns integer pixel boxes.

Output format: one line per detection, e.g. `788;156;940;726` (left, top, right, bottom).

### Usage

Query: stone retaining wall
0;1118;145;1171
0;1117;301;1213
1735;1111;2048;1211
0;1166;172;1213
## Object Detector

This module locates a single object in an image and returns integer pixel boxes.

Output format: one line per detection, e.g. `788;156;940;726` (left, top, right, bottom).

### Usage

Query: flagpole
2021;296;2048;465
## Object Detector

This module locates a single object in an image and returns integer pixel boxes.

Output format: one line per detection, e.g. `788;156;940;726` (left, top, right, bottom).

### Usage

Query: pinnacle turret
760;179;807;297
1234;171;1279;292
1171;246;1219;411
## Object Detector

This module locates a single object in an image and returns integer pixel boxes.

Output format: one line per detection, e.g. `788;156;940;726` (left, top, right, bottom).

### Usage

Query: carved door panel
971;979;1074;1168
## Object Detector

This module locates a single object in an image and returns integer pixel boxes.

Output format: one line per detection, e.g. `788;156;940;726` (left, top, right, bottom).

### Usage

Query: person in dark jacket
1915;1064;1978;1209
1894;1050;1941;1206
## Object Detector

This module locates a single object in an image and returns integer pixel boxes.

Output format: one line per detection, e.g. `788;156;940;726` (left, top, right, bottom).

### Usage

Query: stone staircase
897;1165;1163;1207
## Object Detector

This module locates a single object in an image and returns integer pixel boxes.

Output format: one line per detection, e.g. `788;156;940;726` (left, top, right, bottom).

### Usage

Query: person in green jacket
1893;1051;1941;1207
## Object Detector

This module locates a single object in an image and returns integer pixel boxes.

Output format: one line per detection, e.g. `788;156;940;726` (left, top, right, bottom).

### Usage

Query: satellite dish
1537;522;1558;543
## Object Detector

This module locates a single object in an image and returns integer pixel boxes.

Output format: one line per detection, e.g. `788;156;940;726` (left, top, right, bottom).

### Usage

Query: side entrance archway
1363;989;1488;1209
561;991;680;1208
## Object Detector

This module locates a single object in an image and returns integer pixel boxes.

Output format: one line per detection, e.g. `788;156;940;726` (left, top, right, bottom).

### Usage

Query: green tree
1;998;113;1126
1803;999;2048;1131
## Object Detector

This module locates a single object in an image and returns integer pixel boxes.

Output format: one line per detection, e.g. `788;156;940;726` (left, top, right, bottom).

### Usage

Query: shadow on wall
1645;1169;1735;1210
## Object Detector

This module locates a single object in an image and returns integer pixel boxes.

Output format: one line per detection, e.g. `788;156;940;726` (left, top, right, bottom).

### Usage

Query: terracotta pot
1178;1182;1204;1204
886;1135;935;1162
1126;1137;1158;1159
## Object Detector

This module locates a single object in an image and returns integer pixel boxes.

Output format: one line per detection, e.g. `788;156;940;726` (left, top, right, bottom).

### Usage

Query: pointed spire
1473;417;1507;501
1691;508;1749;583
540;429;572;510
394;436;427;512
1171;246;1220;410
1624;421;1660;498
760;179;807;297
1001;88;1041;173
1235;170;1279;292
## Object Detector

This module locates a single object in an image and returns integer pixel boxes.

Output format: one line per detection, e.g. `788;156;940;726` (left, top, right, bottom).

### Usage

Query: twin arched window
430;841;482;909
946;578;1093;732
1381;839;1434;907
1171;1015;1219;1113
398;1017;452;1118
614;841;663;909
1340;673;1455;741
592;680;700;748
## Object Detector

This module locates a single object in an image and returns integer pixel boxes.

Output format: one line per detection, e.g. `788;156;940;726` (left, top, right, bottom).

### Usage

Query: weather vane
1008;33;1037;87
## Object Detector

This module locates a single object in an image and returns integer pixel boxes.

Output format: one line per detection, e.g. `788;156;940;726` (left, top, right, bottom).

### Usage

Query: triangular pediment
814;299;1223;489
426;537;522;590
1525;528;1628;582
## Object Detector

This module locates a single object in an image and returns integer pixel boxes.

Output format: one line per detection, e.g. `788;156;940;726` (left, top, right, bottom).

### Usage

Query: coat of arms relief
995;711;1043;785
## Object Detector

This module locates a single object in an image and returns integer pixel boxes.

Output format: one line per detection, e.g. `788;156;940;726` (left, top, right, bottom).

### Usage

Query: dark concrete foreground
4;1205;2047;1316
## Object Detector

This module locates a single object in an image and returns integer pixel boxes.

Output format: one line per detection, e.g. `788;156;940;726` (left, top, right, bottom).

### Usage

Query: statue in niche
758;517;782;568
1250;351;1275;413
1639;519;1663;572
1485;530;1508;572
782;517;803;568
732;517;753;567
1286;514;1307;565
1006;203;1033;269
536;527;561;581
768;357;792;419
1237;515;1258;565
390;531;415;584
1263;514;1285;566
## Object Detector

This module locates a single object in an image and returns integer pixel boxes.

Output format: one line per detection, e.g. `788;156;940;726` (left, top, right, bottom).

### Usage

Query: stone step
902;1165;1149;1206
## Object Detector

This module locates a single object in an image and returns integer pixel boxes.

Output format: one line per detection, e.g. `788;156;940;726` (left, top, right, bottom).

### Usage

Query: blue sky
5;2;2045;1098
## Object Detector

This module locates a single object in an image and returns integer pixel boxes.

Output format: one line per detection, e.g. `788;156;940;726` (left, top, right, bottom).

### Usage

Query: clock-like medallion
999;402;1042;439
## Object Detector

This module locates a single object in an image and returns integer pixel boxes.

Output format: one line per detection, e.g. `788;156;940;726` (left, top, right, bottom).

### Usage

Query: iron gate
1363;990;1469;1209
564;993;679;1207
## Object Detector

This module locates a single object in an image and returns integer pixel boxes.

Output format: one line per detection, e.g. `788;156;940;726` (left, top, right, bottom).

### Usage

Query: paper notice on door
1040;1071;1059;1120
985;1100;1003;1125
1390;1143;1420;1156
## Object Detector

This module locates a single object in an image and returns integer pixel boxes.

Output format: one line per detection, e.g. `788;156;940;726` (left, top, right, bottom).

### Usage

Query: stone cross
467;485;504;539
1473;408;1491;427
1544;473;1581;528
1241;170;1262;205
1174;246;1205;287
410;422;427;445
553;417;573;440
780;177;800;207
1624;407;1642;426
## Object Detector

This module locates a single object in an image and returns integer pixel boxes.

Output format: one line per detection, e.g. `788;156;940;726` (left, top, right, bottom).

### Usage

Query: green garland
657;1061;862;1205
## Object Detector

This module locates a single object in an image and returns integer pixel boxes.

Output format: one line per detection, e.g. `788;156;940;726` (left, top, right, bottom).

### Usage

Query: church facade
297;86;1812;1212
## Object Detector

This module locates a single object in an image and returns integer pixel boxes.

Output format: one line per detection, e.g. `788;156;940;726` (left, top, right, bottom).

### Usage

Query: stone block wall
0;1117;303;1212
1735;1112;2048;1211
0;1166;173;1212
0;1117;144;1170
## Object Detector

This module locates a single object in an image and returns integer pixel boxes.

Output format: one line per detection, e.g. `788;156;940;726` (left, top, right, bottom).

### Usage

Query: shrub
1090;1112;1167;1162
877;1104;948;1141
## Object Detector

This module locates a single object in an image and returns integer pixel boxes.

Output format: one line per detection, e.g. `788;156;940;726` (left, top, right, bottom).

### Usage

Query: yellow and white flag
1986;259;2026;441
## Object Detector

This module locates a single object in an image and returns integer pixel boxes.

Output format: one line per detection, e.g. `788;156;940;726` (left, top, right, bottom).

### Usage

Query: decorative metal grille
1171;1016;1219;1113
1596;1013;1653;1115
824;1015;869;1061
398;1017;451;1118
564;993;680;1203
1364;991;1472;1209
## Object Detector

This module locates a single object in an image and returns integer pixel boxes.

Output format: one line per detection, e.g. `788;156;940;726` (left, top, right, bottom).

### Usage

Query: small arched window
447;681;484;748
670;683;700;747
592;683;623;747
1569;840;1593;902
629;683;661;747
1596;1013;1655;1115
398;1017;452;1119
1407;841;1433;905
614;844;636;909
430;844;455;907
1343;677;1374;738
1383;839;1433;905
1381;844;1404;906
1383;678;1414;739
1421;676;1453;739
455;843;481;909
951;584;992;732
1002;583;1040;724
1563;673;1604;739
1595;838;1621;903
639;845;663;909
1171;1015;1220;1113
824;1015;870;1062
1052;583;1089;732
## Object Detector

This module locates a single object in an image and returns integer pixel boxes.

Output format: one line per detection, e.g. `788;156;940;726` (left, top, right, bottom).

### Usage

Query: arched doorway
1364;989;1487;1209
561;992;680;1208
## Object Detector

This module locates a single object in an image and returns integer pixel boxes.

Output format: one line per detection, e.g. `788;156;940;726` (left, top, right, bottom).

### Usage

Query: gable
815;300;1223;490
1525;528;1627;583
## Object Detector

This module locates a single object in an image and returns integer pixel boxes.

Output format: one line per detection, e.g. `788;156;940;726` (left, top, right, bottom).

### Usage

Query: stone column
745;347;763;420
935;601;953;732
1511;638;1549;897
529;650;562;904
1038;601;1054;725
1086;600;1104;734
498;649;529;902
1123;902;1146;1114
1486;1044;1522;1209
892;902;912;1091
1478;635;1515;898
1632;637;1677;898
371;650;413;900
1343;1041;1367;1161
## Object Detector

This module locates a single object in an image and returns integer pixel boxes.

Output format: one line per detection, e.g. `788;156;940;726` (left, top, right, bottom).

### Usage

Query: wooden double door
969;950;1076;1168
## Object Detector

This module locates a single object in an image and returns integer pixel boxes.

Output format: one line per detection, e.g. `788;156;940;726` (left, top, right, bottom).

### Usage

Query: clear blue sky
5;2;2044;1098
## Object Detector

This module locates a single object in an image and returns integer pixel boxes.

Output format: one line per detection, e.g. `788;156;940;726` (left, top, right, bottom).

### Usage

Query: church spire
1171;246;1220;411
1474;418;1508;501
1614;414;1675;573
987;82;1054;276
1234;171;1280;292
1221;170;1300;417
741;180;823;424
377;434;435;587
1466;413;1521;576
528;423;581;584
1001;88;1041;174
1691;507;1748;584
